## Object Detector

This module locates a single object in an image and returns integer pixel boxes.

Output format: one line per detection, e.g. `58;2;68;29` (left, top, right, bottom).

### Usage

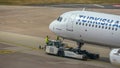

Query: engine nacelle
110;48;120;66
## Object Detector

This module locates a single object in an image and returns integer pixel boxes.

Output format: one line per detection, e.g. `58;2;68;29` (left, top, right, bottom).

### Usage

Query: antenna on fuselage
82;8;86;11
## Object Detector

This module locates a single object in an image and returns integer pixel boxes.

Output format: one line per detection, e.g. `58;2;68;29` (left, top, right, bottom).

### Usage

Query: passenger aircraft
49;10;120;65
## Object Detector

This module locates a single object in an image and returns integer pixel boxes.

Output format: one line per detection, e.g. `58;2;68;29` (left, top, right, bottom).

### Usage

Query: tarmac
30;4;120;9
0;5;120;68
0;42;118;68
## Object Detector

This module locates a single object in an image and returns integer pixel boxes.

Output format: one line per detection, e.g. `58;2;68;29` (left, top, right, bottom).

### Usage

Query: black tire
82;54;88;61
57;51;64;57
94;54;99;59
39;45;41;49
89;54;99;59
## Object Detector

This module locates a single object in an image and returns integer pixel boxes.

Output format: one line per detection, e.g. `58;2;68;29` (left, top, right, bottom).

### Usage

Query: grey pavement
28;4;120;9
0;43;119;68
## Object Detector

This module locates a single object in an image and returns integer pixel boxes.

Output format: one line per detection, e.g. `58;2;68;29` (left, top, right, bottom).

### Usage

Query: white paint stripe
93;4;104;8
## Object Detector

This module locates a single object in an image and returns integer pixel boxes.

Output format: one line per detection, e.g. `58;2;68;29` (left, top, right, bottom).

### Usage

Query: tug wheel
57;51;64;57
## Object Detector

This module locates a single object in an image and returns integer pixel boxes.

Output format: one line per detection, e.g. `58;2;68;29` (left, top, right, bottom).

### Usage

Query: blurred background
0;0;120;5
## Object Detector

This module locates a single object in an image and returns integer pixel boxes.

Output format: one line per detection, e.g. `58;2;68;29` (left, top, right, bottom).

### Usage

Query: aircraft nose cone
49;22;54;32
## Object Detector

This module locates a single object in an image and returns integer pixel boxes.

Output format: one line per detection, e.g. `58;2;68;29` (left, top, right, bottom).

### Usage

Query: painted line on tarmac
0;50;15;54
93;4;104;8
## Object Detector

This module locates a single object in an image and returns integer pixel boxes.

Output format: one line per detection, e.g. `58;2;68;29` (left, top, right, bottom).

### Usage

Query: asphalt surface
29;4;120;9
0;43;119;68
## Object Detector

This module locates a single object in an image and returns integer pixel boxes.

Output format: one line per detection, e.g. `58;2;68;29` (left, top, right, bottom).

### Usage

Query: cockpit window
57;17;63;22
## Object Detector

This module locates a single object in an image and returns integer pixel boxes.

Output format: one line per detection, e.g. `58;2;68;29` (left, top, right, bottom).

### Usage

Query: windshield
57;17;63;22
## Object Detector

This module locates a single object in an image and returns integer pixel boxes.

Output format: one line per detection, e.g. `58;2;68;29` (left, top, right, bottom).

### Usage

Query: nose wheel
76;42;99;60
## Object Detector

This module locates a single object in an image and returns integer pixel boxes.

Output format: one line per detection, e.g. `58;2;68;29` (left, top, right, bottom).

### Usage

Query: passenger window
115;28;118;31
109;27;111;30
95;25;97;28
102;26;104;29
89;24;91;27
76;22;78;25
82;23;84;26
112;28;114;30
99;25;101;28
86;23;88;26
79;23;81;25
105;27;107;29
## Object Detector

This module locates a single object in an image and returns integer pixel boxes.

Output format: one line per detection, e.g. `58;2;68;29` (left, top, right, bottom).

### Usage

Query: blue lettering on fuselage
77;15;120;28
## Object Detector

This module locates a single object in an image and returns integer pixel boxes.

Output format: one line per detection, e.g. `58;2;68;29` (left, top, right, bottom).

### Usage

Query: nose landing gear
76;42;100;59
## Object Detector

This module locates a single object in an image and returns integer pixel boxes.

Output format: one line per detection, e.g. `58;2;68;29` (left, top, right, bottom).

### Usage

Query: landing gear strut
77;42;84;50
76;42;99;59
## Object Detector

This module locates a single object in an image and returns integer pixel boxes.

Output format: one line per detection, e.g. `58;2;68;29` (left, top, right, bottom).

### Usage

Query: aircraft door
66;14;76;31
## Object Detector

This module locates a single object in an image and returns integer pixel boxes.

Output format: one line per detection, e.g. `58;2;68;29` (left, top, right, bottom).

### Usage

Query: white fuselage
49;11;120;48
